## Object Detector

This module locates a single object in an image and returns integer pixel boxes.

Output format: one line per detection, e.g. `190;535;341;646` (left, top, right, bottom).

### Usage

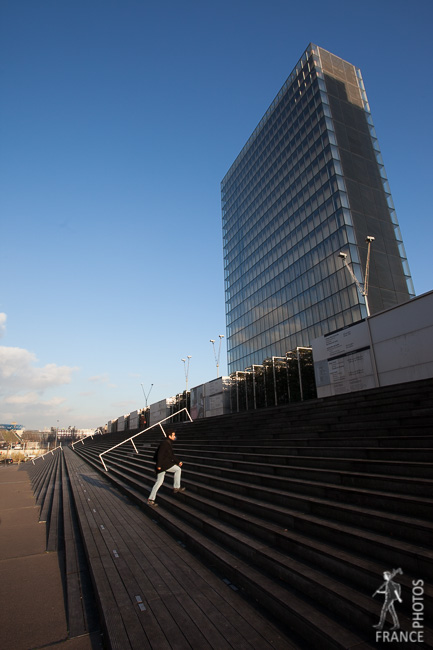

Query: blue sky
1;0;432;431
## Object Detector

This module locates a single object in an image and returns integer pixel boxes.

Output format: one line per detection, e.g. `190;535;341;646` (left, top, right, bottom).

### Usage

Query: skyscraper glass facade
222;44;414;374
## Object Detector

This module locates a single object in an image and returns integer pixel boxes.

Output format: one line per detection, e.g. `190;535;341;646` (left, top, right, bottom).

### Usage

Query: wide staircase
27;436;295;649
29;378;433;649
24;447;102;643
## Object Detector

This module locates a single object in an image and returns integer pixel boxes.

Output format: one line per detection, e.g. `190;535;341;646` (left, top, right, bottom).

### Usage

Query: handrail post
98;408;193;471
99;453;108;472
31;444;63;464
72;432;97;448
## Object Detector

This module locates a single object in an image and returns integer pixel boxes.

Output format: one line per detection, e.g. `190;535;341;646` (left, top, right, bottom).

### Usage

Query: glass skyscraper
221;44;414;374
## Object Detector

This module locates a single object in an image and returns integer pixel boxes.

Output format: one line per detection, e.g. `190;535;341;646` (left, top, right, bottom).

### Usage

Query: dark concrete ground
0;463;99;650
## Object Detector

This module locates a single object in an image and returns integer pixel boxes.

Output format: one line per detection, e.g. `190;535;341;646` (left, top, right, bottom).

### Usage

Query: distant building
221;44;414;374
54;428;96;439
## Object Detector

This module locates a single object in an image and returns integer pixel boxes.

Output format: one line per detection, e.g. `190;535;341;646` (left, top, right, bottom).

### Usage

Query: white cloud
88;373;116;388
4;393;66;407
0;346;77;394
0;345;78;427
0;313;6;338
89;373;110;383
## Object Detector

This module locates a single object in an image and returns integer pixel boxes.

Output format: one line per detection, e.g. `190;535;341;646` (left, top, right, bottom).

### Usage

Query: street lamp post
141;383;153;408
181;356;192;393
210;335;224;378
338;236;375;317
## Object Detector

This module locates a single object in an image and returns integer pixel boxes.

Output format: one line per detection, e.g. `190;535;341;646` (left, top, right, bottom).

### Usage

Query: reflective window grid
221;44;414;374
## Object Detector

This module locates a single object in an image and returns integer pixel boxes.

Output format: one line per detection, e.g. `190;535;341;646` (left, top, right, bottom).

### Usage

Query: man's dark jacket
155;438;180;473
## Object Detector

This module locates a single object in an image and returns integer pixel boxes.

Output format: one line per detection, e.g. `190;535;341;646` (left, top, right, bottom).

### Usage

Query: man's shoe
173;487;186;494
390;625;400;631
147;500;158;507
373;624;383;629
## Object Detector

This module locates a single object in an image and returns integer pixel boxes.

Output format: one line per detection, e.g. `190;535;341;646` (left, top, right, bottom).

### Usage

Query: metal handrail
31;444;63;464
99;408;193;472
71;433;95;448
